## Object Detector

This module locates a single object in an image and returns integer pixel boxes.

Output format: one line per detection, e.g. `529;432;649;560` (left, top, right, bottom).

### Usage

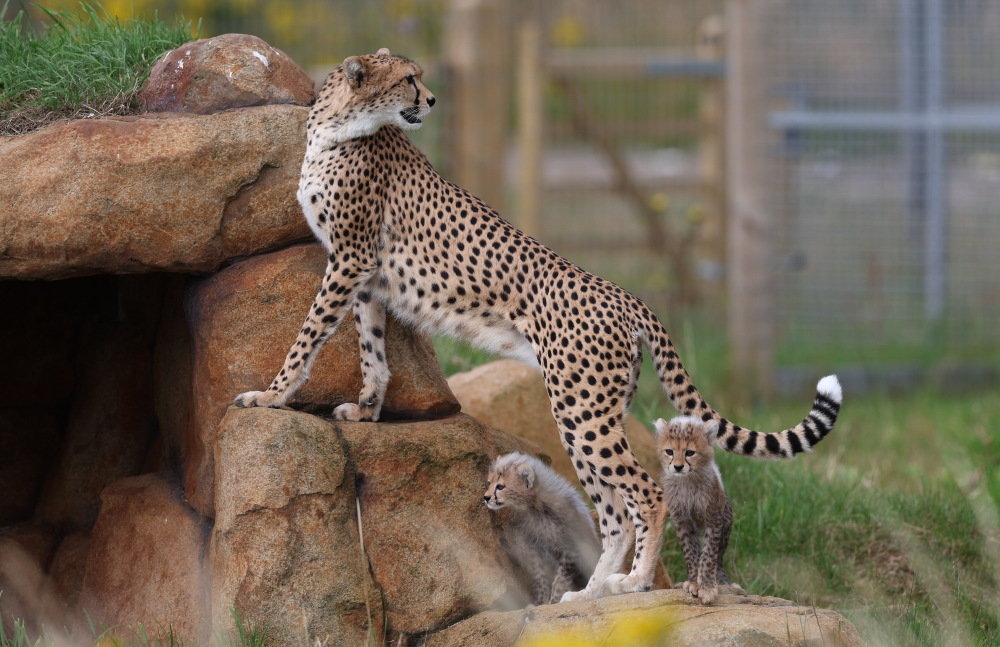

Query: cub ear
376;47;392;57
343;56;368;88
653;418;669;437
516;463;536;488
703;420;720;443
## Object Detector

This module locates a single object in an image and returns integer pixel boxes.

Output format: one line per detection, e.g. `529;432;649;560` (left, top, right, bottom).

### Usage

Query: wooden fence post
726;0;775;396
516;14;543;239
696;14;728;312
444;0;511;214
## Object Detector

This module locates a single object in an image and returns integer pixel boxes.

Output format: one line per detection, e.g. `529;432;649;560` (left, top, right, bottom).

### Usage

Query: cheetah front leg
332;294;390;421
674;518;703;598
234;257;371;409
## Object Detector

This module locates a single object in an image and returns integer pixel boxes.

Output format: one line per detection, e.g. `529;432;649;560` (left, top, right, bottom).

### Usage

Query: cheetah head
325;47;436;138
655;416;719;476
483;453;537;511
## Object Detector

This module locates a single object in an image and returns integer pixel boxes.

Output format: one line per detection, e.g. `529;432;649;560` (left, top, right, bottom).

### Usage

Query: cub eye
685;450;696;458
495;483;505;491
663;449;673;456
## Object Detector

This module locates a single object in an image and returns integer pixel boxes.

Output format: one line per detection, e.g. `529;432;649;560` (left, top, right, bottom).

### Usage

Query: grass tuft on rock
0;1;196;136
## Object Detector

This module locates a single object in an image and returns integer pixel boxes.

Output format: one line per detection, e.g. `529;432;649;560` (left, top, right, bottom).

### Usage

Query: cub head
483;452;537;511
321;47;435;137
655;416;719;476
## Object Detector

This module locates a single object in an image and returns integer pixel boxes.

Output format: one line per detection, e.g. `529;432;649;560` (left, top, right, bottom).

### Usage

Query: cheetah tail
645;329;842;459
711;375;842;459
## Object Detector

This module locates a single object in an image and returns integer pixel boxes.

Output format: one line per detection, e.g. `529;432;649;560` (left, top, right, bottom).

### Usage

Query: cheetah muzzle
233;47;844;601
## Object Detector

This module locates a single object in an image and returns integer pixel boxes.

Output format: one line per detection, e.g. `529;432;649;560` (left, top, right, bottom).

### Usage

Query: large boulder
78;474;210;644
0;529;65;636
424;588;869;647
140;34;315;115
47;532;91;613
0;104;311;280
340;414;538;635
211;407;374;647
211;407;539;646
184;243;461;516
448;360;662;487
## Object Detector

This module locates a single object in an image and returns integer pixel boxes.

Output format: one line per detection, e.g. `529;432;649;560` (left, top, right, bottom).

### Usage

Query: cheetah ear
653;418;669;437
516;463;535;488
343;56;368;88
703;420;720;443
376;47;392;57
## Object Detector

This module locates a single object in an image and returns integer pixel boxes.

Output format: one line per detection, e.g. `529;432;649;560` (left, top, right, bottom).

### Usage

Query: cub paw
696;584;718;605
681;580;699;596
233;390;284;409
333;403;374;421
599;573;651;597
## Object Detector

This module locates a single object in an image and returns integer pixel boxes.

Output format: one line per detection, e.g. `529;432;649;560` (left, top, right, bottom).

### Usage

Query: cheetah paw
333;402;376;421
599;573;652;597
559;587;599;603
233;390;285;409
681;580;699;596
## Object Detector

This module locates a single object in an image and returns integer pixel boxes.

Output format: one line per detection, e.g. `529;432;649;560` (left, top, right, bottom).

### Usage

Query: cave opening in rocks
0;273;194;616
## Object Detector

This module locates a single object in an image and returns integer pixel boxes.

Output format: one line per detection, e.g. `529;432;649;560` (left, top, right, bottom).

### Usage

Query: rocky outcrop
79;474;209;643
184;243;460;516
448;359;662;486
340;414;538;634
211;408;372;647
140;34;315;115
211;407;539;647
424;588;869;647
0;104;310;280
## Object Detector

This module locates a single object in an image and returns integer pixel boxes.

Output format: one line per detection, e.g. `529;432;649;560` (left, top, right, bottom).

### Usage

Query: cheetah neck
305;102;385;157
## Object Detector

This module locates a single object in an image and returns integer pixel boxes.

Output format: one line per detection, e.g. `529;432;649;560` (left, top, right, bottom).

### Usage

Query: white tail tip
816;375;842;403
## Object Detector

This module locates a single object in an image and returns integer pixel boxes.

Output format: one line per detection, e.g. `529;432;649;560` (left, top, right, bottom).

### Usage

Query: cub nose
427;96;436;108
673;464;684;472
483;494;490;503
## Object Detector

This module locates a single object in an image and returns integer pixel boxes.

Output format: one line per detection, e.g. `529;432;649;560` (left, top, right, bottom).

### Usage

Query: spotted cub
656;416;734;605
484;453;600;605
234;47;844;600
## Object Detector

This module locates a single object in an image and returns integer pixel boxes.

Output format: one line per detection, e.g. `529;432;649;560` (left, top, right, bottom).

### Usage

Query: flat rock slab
425;588;869;647
0;104;310;280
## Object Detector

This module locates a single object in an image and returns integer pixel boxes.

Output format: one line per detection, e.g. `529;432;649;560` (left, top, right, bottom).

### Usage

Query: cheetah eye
685;450;696;458
405;74;415;86
663;449;673;456
495;483;505;491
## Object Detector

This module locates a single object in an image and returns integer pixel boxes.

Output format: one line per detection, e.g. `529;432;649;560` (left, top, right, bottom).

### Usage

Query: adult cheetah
235;48;843;601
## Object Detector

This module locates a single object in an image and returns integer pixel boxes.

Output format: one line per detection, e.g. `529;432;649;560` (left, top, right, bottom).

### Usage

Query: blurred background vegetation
3;1;999;645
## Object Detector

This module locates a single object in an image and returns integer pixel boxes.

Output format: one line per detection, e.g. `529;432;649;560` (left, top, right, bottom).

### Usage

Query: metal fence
759;0;1000;365
17;0;998;382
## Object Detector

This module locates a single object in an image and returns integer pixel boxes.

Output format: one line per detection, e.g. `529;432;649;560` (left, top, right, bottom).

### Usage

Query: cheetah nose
483;495;490;503
673;464;684;472
427;96;436;108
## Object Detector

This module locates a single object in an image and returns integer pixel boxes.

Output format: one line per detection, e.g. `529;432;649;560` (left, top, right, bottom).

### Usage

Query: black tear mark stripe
408;74;420;105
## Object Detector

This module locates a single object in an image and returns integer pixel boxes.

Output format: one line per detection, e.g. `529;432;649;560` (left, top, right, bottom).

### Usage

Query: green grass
0;1;195;136
435;320;1000;647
